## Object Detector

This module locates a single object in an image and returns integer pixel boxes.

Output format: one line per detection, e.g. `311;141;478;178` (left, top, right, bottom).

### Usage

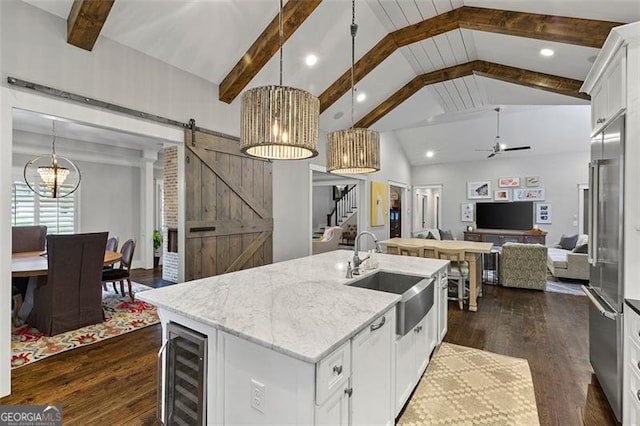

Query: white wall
12;153;144;264
412;151;590;245
312;186;333;230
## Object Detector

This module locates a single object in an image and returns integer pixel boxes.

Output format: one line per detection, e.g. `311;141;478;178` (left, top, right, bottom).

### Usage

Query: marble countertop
138;250;448;363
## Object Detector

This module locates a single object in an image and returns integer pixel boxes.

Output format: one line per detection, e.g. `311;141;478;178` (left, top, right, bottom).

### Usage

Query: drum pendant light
240;0;320;160
327;0;380;174
24;120;81;199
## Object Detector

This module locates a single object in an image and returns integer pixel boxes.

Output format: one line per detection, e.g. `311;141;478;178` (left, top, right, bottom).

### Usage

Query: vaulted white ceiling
20;0;640;165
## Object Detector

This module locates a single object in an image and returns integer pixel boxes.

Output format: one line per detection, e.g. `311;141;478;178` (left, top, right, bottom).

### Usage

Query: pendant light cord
350;0;358;128
279;0;283;86
51;121;57;156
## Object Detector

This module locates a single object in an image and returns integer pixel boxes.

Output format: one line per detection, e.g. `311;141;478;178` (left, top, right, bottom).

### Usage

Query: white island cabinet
139;250;448;425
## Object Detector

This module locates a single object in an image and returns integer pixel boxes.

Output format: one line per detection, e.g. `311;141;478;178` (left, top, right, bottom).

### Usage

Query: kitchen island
139;249;448;425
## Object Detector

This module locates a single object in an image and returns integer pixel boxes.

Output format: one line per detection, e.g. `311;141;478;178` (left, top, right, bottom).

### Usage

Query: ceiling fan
477;107;531;158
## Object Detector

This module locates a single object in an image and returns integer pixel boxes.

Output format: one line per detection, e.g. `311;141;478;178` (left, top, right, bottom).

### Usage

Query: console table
464;229;546;246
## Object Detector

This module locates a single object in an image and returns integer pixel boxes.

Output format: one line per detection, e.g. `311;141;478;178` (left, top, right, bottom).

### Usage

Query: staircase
313;185;359;240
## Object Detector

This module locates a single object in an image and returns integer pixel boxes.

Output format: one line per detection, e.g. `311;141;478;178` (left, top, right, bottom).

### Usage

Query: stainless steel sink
348;271;434;336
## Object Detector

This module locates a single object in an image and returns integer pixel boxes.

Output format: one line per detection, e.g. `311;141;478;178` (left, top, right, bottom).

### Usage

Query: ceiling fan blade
503;146;531;152
487;152;496;159
474;149;493;152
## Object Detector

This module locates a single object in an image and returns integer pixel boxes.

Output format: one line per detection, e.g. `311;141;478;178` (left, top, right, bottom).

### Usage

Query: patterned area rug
398;343;540;426
11;282;159;369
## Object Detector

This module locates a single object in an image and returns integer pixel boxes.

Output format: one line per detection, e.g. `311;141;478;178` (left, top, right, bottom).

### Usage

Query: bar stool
397;244;423;257
433;248;469;310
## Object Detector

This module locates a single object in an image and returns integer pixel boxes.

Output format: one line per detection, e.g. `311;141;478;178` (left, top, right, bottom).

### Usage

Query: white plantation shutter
11;182;36;226
11;181;77;234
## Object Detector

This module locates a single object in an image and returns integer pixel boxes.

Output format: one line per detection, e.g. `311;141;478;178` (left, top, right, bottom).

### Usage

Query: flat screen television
475;201;534;230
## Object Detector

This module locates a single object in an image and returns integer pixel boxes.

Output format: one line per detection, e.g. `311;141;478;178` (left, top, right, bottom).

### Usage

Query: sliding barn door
184;129;273;281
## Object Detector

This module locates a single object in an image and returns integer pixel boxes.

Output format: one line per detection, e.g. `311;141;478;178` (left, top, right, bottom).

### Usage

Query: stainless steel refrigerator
582;113;625;422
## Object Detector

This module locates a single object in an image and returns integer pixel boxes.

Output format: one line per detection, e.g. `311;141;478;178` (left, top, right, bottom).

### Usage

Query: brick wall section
162;146;179;283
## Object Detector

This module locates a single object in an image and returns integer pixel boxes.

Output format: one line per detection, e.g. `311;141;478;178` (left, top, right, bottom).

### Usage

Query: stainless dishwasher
158;322;207;425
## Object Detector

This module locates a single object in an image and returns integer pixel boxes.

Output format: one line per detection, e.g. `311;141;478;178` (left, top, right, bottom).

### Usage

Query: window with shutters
11;180;77;234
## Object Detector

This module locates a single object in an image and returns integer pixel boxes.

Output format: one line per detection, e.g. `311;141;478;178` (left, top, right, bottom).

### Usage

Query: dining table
12;250;122;321
379;238;493;312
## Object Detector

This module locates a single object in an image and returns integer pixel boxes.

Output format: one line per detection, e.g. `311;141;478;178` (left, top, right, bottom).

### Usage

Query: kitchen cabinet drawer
625;386;640;426
629;338;640;378
316;341;350;405
629;310;640;345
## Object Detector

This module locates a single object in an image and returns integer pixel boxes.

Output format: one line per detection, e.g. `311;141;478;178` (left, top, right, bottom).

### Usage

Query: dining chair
385;245;400;255
27;232;108;336
433;248;469;310
102;236;119;290
106;236;119;253
11;225;47;253
11;225;48;318
397;244;423;257
102;239;136;301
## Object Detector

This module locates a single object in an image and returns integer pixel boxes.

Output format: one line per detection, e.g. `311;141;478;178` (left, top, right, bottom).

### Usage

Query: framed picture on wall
494;189;510;201
526;176;540;187
370;181;388;226
461;203;474;222
498;177;520;187
514;188;545;201
536;203;552;224
467;181;491;199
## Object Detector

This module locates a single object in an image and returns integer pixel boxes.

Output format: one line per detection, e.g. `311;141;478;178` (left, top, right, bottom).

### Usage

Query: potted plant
153;229;163;269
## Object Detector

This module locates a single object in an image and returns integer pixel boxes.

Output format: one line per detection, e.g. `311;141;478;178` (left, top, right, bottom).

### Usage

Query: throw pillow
428;228;441;240
575;234;589;247
572;244;588;254
559;234;579;250
440;229;454;240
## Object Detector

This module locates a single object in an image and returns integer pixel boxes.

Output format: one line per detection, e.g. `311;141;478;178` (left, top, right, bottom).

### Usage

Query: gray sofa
547;247;589;280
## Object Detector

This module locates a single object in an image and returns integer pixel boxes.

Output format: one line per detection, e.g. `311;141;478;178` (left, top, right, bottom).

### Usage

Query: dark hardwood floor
0;269;618;425
446;285;618;426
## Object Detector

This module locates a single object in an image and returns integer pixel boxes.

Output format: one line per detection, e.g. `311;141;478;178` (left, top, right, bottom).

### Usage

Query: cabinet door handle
333;365;343;375
637;389;640;402
345;387;353;397
370;316;386;332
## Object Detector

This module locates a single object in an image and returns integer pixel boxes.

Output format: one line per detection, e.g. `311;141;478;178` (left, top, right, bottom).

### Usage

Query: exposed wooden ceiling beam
354;60;589;128
219;0;323;104
320;7;620;113
67;0;115;51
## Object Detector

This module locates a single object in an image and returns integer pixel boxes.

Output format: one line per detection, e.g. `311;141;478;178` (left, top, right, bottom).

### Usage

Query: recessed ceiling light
305;54;318;67
333;111;344;120
426;151;434;158
540;48;554;57
356;92;367;103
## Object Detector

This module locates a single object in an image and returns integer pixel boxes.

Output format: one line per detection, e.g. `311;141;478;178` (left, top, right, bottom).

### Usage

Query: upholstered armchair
312;226;343;255
500;243;548;290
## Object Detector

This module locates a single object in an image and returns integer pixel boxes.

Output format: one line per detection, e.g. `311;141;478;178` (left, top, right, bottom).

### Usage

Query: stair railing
327;185;358;227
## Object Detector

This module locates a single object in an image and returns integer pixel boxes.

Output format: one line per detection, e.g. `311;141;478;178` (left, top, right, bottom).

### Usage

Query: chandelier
327;0;380;174
24;120;81;198
240;0;320;160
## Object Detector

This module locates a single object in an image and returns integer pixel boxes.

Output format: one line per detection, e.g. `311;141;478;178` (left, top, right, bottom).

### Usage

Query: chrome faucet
352;231;382;275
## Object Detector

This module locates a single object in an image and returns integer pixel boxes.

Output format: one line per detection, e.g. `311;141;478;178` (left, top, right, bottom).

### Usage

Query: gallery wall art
498;177;520;187
514;188;545;201
467;181;491;199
